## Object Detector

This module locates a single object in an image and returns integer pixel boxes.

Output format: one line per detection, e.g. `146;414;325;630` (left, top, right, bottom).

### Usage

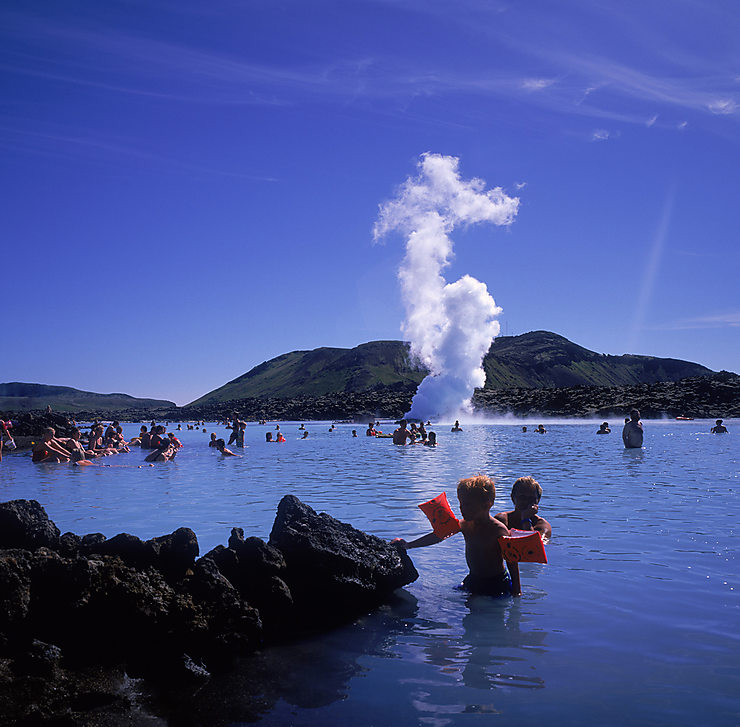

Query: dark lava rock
145;527;200;582
0;500;61;551
269;495;418;627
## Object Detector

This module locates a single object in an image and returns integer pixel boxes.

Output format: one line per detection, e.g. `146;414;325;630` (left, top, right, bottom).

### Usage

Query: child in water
394;475;521;596
494;476;552;541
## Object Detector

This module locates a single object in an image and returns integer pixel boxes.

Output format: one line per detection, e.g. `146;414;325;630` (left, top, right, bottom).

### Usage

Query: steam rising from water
374;154;520;420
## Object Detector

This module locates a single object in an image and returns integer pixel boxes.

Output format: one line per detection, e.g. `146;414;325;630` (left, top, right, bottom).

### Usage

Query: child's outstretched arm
392;532;443;549
508;561;522;597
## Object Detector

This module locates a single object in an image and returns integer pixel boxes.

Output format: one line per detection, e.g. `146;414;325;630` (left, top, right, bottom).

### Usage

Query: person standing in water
622;409;644;449
711;419;728;434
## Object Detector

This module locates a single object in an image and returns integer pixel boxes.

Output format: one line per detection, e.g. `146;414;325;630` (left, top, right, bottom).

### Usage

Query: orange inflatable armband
418;492;461;539
498;529;547;564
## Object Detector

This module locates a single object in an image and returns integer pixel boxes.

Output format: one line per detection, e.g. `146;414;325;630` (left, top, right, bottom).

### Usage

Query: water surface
2;420;738;726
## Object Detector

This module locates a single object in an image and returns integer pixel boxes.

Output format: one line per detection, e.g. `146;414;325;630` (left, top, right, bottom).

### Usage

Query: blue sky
2;0;738;406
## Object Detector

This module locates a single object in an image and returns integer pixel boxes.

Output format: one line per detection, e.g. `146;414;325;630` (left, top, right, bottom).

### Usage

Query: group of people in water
29;421;183;464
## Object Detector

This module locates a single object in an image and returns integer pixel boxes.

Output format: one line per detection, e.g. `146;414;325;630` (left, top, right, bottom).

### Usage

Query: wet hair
427;431;437;444
511;476;542;502
265;432;273;441
216;438;225;449
630;409;640;420
457;475;496;506
716;419;723;425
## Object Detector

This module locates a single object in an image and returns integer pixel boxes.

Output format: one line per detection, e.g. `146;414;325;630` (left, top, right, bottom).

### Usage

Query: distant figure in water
597;422;611;434
209;433;218;448
352;430;358;437
521;426;527;433
299;424;306;430
366;422;377;437
276;432;286;443
536;424;547;434
711;419;728;434
424;431;437;447
301;431;309;439
215;438;238;457
236;421;246;448
392;419;414;445
265;432;273;442
451;420;463;432
622;409;643;449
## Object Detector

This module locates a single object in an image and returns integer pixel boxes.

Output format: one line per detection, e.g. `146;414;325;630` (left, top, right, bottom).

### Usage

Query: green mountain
482;331;712;388
188;331;714;406
188;341;427;406
0;383;175;413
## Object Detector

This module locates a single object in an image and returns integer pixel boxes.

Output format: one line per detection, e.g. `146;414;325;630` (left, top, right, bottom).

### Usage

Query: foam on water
1;420;738;725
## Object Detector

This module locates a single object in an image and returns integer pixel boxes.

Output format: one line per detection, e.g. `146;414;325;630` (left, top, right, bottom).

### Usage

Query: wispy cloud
521;78;555;91
591;129;611;141
651;312;740;331
646;114;658;127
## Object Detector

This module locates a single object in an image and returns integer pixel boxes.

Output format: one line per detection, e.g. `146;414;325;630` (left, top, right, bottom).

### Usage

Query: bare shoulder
487;515;509;536
494;510;510;525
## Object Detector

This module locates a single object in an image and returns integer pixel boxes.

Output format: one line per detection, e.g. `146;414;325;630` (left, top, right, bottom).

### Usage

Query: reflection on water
1;419;739;725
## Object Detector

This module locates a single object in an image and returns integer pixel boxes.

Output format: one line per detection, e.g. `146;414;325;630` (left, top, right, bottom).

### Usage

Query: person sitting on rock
597;422;611;434
32;427;72;463
711;419;728;434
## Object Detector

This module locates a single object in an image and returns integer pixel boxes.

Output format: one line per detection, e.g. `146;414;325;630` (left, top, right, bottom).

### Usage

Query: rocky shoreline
0;498;417;725
2;372;738;426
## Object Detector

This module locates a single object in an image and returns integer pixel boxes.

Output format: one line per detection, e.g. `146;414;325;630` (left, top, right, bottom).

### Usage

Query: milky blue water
1;420;738;726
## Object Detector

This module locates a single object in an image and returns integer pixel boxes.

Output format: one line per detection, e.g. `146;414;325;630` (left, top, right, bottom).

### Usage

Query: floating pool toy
418;492;461;539
498;529;547;564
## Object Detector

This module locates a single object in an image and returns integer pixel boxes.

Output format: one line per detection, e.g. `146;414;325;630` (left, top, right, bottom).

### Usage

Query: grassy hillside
188;332;714;406
188;341;426;406
482;331;712;388
0;382;175;413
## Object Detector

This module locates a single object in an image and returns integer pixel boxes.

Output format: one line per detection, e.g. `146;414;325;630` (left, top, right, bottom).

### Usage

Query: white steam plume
374;153;520;420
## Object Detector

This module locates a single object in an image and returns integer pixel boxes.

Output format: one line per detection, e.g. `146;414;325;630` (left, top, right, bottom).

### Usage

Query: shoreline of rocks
0;497;417;725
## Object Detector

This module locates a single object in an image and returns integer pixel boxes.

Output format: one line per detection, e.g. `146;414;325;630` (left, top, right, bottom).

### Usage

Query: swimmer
236;421;246;448
266;432;273;442
521;426;527;433
536;424;547;434
301;431;309;439
167;432;182;448
394;475;521;597
597;422;611;434
276;432;286;443
352;430;358;437
32;427;72;463
495;476;552;542
392;419;414;445
622;409;643;449
451;420;463;432
366;423;377;437
424;431;437;447
145;440;177;462
711;419;728;434
215;438;238;457
209;433;218;448
299;424;306;431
